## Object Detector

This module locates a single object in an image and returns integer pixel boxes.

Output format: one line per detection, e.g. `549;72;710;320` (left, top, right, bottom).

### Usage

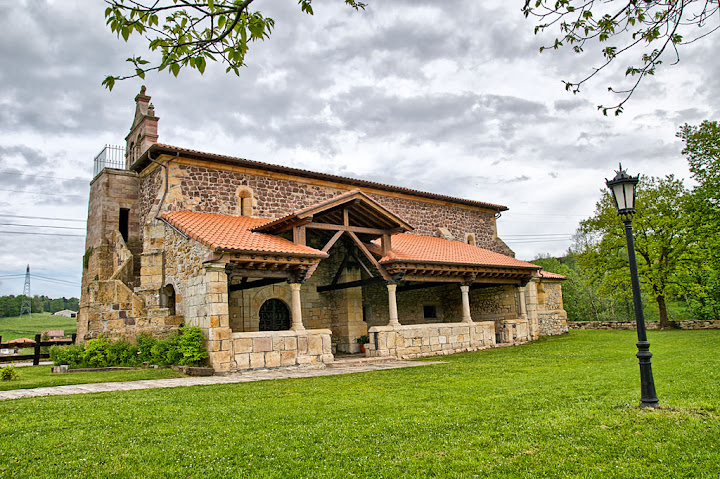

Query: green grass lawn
0;366;185;391
0;329;718;478
0;312;77;342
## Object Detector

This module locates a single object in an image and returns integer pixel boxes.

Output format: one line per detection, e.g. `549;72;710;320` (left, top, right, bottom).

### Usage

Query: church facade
78;90;568;372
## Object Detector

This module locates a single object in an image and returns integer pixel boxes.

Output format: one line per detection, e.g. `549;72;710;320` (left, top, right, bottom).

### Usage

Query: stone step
326;355;397;368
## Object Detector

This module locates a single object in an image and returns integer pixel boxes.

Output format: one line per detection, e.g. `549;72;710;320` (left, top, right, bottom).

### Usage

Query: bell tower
125;86;159;168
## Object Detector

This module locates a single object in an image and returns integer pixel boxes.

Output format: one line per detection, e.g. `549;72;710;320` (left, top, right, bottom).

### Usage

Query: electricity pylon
19;264;32;318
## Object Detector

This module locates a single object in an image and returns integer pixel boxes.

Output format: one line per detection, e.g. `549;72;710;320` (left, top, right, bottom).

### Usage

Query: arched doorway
161;284;176;315
259;299;290;331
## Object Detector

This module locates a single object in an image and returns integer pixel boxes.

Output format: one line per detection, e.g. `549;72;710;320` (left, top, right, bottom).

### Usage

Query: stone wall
569;320;720;330
366;321;496;359
231;329;333;369
497;319;531;344
537;311;569;336
151;159;511;255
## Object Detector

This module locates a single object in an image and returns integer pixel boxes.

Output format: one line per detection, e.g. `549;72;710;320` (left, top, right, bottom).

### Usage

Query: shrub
108;340;141;367
136;334;157;363
0;364;19;381
50;345;85;368
177;327;209;366
49;329;208;369
82;336;113;368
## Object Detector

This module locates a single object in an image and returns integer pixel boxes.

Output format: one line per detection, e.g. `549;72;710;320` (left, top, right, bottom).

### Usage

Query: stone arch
249;284;292;331
161;283;176;315
236;186;255;216
465;233;477;246
259;299;291;331
127;141;136;165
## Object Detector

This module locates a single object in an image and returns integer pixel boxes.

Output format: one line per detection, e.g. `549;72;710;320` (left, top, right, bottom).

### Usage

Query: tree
523;1;720;115
103;0;366;90
578;175;691;327
677;120;720;319
532;253;610;322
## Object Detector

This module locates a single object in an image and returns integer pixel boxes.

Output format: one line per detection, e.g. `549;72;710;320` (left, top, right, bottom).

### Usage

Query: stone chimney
125;86;159;168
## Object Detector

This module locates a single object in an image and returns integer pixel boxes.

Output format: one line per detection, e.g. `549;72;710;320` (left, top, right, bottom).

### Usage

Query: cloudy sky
0;0;715;298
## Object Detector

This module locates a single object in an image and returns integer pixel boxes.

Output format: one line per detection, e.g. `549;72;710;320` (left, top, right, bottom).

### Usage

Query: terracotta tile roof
539;270;567;280
6;338;36;345
373;234;541;270
161;211;328;257
134;143;508;212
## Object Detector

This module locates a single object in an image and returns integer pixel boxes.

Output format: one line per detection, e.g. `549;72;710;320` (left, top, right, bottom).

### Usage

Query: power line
0;214;85;223
503;233;575;238
0;223;85;230
0;188;87;198
0;231;85;238
0;170;90;183
33;274;80;286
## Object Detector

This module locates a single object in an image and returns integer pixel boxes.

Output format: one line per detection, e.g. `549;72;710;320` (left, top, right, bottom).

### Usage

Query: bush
83;336;113;368
0;364;19;381
136;334;157;363
108;340;141;367
50;345;85;368
49;329;207;369
177;327;209;366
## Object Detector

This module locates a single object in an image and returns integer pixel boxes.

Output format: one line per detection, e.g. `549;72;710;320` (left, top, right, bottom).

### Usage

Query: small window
465;233;476;246
423;305;437;320
236;186;254;216
119;208;130;242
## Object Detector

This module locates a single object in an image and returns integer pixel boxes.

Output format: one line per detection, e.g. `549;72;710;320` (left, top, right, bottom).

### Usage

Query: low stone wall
498;319;531;344
230;329;334;370
569;320;720;330
537;310;569;336
366;321;496;359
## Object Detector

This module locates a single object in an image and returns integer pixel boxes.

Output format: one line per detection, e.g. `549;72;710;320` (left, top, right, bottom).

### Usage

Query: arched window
236;186;254;216
259;299;290;331
161;284;176;315
465;233;477;246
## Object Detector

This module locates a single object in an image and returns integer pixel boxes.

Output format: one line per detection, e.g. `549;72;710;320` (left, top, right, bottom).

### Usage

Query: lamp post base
636;341;659;408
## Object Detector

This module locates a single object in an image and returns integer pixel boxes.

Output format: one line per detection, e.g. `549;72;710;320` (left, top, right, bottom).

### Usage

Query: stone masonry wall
231;330;333;369
152;160;511;255
366;321;496;359
536;281;568;336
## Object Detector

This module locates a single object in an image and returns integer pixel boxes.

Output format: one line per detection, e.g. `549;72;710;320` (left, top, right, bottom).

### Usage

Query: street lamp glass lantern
606;164;639;215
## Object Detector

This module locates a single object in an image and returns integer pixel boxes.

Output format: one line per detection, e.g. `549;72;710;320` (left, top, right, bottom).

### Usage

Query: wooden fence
0;334;77;365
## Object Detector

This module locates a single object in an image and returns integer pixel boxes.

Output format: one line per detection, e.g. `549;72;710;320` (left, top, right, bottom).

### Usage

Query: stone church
78;89;568;372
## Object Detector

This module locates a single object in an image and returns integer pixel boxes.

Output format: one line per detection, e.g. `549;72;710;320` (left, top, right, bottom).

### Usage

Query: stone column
518;286;528;320
387;283;400;326
460;284;473;323
289;283;305;331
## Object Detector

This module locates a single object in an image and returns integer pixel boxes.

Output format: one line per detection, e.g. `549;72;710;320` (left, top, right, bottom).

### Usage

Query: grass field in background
0;312;76;342
0;329;718;478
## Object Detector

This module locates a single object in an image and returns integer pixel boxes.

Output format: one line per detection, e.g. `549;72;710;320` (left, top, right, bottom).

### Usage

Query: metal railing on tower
93;145;126;178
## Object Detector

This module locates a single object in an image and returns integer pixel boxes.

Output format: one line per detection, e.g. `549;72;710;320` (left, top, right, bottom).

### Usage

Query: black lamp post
606;164;659;408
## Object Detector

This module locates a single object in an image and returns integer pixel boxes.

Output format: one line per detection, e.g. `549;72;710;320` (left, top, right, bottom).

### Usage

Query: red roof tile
373;234;541;270
539;270;567;280
161;211;328;257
